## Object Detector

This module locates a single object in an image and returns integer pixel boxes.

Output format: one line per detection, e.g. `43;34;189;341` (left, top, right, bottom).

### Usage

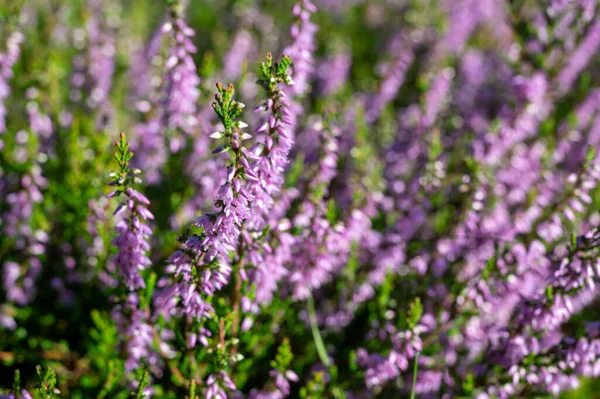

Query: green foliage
131;371;149;399
186;380;197;399
212;82;245;132
35;366;58;399
270;338;294;373
407;298;423;330
257;53;293;92
12;370;21;397
300;372;327;399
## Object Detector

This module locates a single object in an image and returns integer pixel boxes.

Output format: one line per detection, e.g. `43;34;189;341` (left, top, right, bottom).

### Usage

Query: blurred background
2;0;600;397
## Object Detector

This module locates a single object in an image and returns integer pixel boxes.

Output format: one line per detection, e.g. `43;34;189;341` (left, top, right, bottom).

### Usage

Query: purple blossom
557;19;600;94
155;84;253;325
317;51;351;96
288;120;348;300
249;369;299;399
284;0;318;97
366;33;415;123
162;16;201;141
206;371;236;399
223;30;255;81
0;390;33;399
109;186;153;291
70;0;116;111
0;31;23;135
112;294;160;373
421;67;454;128
1;129;48;323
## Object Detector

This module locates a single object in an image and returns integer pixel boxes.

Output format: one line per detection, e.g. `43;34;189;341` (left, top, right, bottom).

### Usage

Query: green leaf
132;371;149;399
407;298;423;330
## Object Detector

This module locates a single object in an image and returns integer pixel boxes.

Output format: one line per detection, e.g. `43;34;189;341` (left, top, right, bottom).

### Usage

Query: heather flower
112;294;158;373
106;133;156;373
1;128;47;324
438;0;511;56
24;88;54;171
249;339;298;399
289;119;344;299
358;300;428;392
129;25;165;106
284;0;317;97
162;3;201;145
316;51;351;97
366;33;415;123
205;371;236;399
107;133;154;291
247;53;294;229
0;390;32;399
223;30;255;81
84;197;117;287
86;0;117;109
130;0;202;188
421;67;454;128
132;119;166;185
70;0;117;111
155;82;254;324
557;19;600;93
233;54;295;308
0;31;24;134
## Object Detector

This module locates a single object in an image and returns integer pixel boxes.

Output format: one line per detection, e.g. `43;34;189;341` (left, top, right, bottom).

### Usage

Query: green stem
307;293;346;399
307;293;330;368
410;352;420;399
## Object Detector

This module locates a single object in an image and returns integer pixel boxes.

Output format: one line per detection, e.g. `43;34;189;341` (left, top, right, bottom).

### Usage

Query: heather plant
4;0;600;398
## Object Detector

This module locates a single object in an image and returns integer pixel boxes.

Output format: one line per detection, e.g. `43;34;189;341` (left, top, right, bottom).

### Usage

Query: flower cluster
0;31;23;135
154;82;254;348
162;3;201;147
106;133;156;373
108;133;153;291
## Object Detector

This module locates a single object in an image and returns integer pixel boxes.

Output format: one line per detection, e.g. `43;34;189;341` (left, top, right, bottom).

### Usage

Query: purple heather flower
0;31;24;134
557;19;600;94
438;0;512;56
131;10;202;181
70;0;117;110
86;2;116;109
132;119;166;185
2;260;42;306
162;17;201;140
1;129;48;318
223;30;255;81
206;371;236;399
84;198;117;287
316;51;351;96
26;89;53;155
107;134;160;374
129;25;165;106
287;120;358;300
0;390;33;399
112;294;159;373
367;33;415;123
421;67;454;128
247;81;294;231
249;369;299;399
156;84;254;326
284;0;318;97
109;186;153;291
